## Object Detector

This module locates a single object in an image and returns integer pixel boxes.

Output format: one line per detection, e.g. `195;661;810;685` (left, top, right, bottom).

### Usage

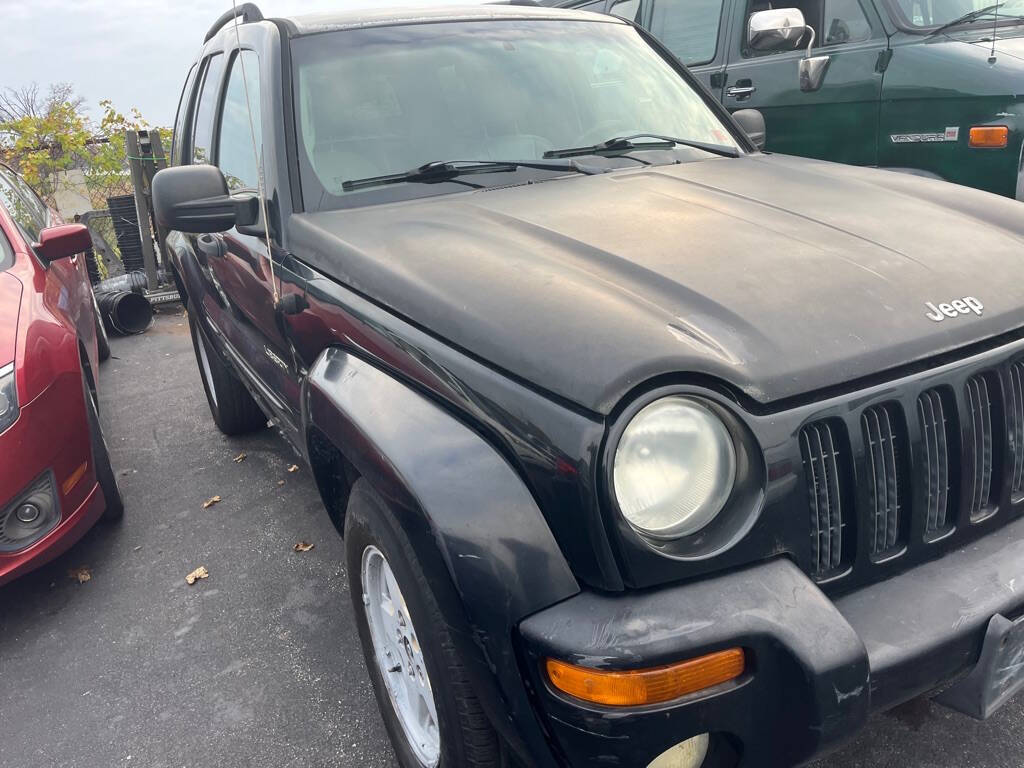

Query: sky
0;0;490;127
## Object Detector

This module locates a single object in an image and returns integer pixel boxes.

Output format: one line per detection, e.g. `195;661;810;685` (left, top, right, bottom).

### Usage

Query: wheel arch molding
303;346;579;767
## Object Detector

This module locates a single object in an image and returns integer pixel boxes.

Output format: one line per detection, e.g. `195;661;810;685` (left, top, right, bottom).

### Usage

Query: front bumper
519;516;1024;767
0;374;104;586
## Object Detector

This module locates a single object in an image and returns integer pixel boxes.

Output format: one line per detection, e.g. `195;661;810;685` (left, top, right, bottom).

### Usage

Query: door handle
197;234;225;262
726;85;757;99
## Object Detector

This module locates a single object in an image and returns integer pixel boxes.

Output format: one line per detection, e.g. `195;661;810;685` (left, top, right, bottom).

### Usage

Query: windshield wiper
928;3;1004;35
341;159;578;192
543;133;740;160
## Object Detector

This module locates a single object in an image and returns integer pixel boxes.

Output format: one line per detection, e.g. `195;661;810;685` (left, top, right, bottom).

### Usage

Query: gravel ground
0;309;1020;768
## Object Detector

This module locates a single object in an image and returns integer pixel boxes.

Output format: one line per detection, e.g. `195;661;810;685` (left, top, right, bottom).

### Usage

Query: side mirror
799;55;832;92
33;224;93;265
152;164;258;234
748;8;808;51
732;109;766;150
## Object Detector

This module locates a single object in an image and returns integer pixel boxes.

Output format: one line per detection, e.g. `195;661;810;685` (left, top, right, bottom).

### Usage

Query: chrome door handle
726;85;757;98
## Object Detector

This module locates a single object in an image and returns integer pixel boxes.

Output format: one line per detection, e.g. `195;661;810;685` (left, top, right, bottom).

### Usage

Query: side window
217;51;262;192
576;0;607;8
191;53;225;165
0;225;12;269
610;0;641;22
822;0;872;44
650;0;726;66
171;64;199;166
0;167;48;243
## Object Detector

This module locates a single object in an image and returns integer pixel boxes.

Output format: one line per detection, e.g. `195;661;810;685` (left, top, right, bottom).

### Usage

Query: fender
304;347;579;767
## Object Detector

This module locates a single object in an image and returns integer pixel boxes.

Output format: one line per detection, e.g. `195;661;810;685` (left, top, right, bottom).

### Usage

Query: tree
0;83;93;205
0;82;167;210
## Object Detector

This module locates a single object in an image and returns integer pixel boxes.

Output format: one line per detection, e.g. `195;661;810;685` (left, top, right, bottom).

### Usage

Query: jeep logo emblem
925;297;983;322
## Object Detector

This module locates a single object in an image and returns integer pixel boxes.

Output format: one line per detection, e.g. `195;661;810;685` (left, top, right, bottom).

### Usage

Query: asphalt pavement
0;310;1020;768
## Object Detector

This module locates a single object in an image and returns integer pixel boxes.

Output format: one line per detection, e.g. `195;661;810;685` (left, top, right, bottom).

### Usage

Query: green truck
558;0;1024;198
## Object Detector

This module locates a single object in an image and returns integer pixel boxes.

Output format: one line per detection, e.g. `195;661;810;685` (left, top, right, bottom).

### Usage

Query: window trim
189;52;227;166
171;63;199;166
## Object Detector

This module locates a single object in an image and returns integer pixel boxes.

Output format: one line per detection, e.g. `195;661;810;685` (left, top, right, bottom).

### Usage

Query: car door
205;48;306;427
182;48;304;431
721;0;888;166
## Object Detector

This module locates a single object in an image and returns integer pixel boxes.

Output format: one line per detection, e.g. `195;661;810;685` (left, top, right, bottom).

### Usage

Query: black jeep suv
154;4;1024;767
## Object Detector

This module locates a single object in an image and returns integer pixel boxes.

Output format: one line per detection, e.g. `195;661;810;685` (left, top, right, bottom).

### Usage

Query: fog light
648;734;710;768
0;473;60;551
15;503;40;524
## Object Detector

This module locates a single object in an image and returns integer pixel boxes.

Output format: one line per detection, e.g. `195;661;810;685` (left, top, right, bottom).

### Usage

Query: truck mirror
731;109;766;150
152;165;259;234
748;8;807;51
799;56;832;92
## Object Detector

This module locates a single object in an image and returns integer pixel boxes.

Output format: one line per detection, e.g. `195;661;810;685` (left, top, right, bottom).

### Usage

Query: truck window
822;0;872;44
171;64;198;167
610;0;641;23
191;53;225;165
217;50;262;191
649;0;725;65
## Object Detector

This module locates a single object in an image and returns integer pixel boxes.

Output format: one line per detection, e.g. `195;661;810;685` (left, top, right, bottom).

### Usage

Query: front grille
917;388;953;536
861;403;907;558
800;421;846;577
965;374;997;519
797;351;1024;584
1009;360;1024;499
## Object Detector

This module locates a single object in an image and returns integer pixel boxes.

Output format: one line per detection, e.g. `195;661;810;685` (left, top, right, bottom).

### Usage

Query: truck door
191;48;305;430
720;0;888;166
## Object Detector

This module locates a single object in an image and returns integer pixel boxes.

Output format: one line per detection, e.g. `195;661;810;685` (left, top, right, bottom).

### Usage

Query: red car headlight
0;362;17;434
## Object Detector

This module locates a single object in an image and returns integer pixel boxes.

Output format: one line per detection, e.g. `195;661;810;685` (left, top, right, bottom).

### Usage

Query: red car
0;163;122;586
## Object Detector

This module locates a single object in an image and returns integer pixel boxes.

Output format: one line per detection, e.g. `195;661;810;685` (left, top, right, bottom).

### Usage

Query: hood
289;154;1024;414
0;271;22;367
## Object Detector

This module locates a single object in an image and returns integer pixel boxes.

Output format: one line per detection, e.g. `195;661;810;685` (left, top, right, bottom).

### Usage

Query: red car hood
0;271;22;366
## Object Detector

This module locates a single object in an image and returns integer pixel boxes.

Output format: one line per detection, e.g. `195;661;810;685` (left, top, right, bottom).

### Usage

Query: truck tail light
545;647;745;707
969;126;1008;148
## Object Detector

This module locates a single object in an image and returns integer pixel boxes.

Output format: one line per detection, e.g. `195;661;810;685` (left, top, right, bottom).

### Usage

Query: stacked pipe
94;271;154;335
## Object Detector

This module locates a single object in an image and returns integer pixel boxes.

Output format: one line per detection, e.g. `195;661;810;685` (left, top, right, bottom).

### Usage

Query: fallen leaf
287;464;299;473
185;566;209;585
202;495;221;509
233;452;246;463
68;566;91;584
277;480;285;487
293;541;314;553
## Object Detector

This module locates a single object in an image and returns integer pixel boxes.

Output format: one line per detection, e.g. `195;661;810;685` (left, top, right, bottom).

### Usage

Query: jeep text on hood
290;152;1024;413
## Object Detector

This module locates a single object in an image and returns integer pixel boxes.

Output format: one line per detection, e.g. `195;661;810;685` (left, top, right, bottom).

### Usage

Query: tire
91;288;111;362
83;369;123;522
345;480;502;768
186;306;266;436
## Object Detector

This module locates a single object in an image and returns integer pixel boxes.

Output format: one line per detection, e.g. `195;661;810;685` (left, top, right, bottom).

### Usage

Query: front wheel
83;369;123;521
186;307;266;436
345;480;502;768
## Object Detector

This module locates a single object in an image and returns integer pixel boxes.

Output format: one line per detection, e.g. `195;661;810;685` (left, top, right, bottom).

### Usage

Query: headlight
0;363;17;433
613;396;736;539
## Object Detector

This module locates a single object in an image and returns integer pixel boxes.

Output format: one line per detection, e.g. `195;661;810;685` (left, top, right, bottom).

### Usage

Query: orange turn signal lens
969;125;1008;148
546;648;745;707
61;461;88;495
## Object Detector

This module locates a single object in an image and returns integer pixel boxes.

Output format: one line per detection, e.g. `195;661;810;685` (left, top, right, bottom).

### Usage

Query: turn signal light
546;648;745;707
969;126;1008;148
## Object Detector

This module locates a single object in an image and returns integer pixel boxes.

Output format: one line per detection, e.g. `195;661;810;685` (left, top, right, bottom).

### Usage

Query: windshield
887;0;1024;29
291;19;739;210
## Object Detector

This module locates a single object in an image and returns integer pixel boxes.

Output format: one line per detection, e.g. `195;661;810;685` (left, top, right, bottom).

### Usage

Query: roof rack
204;3;264;43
